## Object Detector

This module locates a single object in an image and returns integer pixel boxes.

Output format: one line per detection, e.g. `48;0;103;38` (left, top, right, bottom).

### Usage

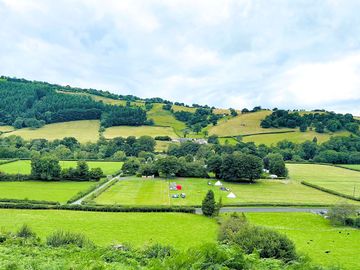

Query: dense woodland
0;77;148;128
261;109;360;133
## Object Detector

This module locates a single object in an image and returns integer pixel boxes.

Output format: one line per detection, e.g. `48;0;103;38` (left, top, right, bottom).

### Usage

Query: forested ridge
0;77;147;128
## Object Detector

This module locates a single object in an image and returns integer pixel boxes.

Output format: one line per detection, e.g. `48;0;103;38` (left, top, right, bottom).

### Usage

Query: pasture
337;164;360;171
94;177;351;206
0;126;14;132
0;209;217;249
155;140;176;152
245;212;360;270
2;120;100;143
147;104;186;135
207;110;292;136
0;181;94;203
0;160;123;176
218;137;239;145
103;125;178;139
243;130;350;145
287;164;360;198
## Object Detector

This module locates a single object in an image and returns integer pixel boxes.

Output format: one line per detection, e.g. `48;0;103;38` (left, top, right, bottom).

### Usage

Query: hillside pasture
0;209;217;249
208;111;293;137
0;160;31;174
246;212;360;270
94;177;352;206
104;125;178;139
2;120;100;143
0;181;94;203
171;104;196;113
155;141;176;152
0;126;14;132
287;163;360;198
147;104;186;135
337;164;360;171
243;130;350;145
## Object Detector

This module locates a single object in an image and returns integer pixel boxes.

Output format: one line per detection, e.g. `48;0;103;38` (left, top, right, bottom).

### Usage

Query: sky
0;0;360;114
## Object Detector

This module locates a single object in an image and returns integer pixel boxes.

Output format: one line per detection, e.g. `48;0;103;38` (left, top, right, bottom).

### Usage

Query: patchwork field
243;130;350;145
0;126;14;132
0;209;217;249
0;181;94;203
246;212;360;270
147;104;186;135
104;125;178;139
0;160;123;176
287;164;360;198
2;120;100;143
94;177;351;206
207;111;292;136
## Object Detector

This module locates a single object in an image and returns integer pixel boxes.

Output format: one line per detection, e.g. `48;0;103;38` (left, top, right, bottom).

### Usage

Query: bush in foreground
46;230;93;248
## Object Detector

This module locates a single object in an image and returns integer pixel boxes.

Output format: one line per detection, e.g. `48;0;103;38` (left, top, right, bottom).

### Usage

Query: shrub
16;224;36;238
46;230;93;248
143;243;174;259
154;136;172;141
201;190;216;217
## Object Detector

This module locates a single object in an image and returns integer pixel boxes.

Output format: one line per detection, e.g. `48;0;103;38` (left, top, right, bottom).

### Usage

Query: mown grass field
243;130;350;145
245;212;360;270
2;120;100;143
0;126;14;132
94;177;352;206
0;181;94;203
0;209;217;249
103;125;178;139
147;104;186;135
337;164;360;171
0;160;123;176
287;164;360;198
207;111;292;136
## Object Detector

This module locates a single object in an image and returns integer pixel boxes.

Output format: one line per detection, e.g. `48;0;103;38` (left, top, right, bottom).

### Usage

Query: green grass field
94;177;352;206
0;209;217;249
2;120;100;143
104;125;178;139
245;212;360;270
287;164;360;198
218;137;239;145
147;104;186;135
171;104;196;113
0;160;123;176
207;111;292;137
0;126;14;132
337;164;360;171
0;181;94;203
243;130;350;145
155;141;177;152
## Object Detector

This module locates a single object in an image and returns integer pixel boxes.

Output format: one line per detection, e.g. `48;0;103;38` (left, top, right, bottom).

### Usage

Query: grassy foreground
1;120;100;143
0;209;217;249
287;164;360;198
246;212;360;270
0;181;94;203
94;177;352;206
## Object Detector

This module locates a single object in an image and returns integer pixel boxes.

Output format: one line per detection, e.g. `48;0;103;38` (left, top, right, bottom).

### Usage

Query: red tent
176;185;182;190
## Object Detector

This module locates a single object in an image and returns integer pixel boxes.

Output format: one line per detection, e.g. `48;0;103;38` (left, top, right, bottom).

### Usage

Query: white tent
227;192;236;198
270;174;278;179
214;181;222;186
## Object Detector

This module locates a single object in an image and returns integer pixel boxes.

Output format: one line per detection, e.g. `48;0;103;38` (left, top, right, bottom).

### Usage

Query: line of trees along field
0;78;148;128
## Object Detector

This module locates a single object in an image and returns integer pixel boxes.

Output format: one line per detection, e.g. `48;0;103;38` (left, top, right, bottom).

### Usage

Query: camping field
0;181;95;203
287;164;360;198
242;130;350;145
0;160;123;176
0;209;217;249
94;177;353;206
1;120;100;143
245;212;360;270
103;125;178;139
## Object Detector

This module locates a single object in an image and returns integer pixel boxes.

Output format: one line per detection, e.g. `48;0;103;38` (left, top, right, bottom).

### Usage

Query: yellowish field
104;125;178;139
155;141;177;152
171;105;196;113
0;126;14;132
243;130;350;145
207;110;292;136
147;104;186;134
2;120;100;143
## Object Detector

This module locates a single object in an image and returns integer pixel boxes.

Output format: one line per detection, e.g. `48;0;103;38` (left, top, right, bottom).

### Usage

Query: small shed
214;181;222;186
227;192;236;198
